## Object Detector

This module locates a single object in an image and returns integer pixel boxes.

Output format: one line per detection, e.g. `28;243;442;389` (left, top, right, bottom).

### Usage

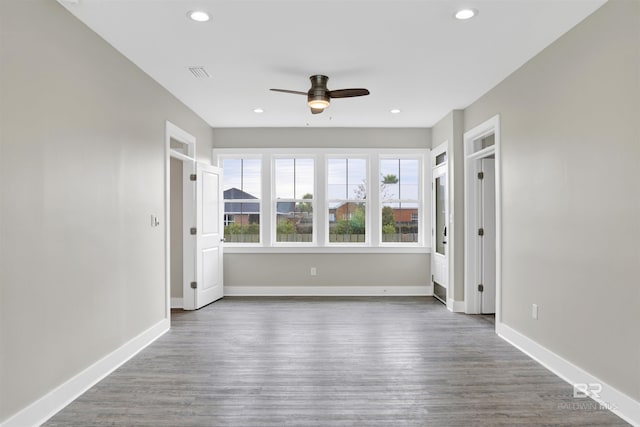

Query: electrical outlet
532;304;539;320
310;267;317;276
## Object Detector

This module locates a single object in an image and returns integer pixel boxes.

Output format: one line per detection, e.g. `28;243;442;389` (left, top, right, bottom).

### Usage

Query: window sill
223;246;431;254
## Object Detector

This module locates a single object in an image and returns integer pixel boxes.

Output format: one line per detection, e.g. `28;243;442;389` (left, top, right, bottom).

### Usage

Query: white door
183;162;224;310
480;158;496;313
431;164;448;302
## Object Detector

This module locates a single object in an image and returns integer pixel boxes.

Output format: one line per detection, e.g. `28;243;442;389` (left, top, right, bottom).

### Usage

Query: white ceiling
58;0;605;128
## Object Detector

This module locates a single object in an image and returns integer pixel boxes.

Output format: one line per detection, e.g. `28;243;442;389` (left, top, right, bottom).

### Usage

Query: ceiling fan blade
311;107;324;115
329;88;370;98
270;89;308;95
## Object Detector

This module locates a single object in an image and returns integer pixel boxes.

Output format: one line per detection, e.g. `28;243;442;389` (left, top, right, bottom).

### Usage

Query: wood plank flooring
45;297;628;426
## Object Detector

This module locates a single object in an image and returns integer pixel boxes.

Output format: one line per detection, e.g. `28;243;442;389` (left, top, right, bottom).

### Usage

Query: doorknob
220;238;226;242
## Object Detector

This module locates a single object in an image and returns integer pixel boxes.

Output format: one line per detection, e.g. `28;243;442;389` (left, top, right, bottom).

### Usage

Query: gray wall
213;127;430;150
464;0;639;400
213;127;431;291
0;0;213;421
225;254;429;287
170;158;184;298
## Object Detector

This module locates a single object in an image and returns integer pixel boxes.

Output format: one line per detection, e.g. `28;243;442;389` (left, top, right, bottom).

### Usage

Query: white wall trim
224;246;431;254
497;323;640;426
225;285;432;297
463;114;501;317
446;298;465;312
170;298;184;309
0;319;169;427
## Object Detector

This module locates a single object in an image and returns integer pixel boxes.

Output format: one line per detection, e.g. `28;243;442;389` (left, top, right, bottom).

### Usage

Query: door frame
463;115;502;324
431;141;449;304
165;121;196;317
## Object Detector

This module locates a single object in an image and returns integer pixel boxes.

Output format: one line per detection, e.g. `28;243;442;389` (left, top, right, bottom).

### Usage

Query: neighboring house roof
224;188;259;215
222;188;306;216
224;188;257;200
276;202;295;215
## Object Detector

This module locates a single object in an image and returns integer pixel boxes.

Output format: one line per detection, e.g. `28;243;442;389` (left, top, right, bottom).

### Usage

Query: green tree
332;219;348;235
349;207;366;234
382;224;396;235
299;193;313;213
382;174;399;184
277;220;295;235
246;223;260;234
380;174;399;200
381;206;396;227
225;222;242;235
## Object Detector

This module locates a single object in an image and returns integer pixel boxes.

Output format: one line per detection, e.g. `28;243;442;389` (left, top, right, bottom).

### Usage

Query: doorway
463;115;501;319
165;121;197;313
166;121;225;312
431;142;449;304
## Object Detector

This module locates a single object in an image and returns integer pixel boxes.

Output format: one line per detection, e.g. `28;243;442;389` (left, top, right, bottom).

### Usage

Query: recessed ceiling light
390;109;401;114
188;11;210;22
455;8;477;20
253;108;264;114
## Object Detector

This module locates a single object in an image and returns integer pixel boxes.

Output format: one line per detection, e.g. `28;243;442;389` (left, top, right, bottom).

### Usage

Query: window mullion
316;153;326;246
263;154;272;246
370;154;381;246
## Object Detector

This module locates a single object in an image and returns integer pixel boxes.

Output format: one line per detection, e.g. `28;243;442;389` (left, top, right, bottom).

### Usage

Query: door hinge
190;281;197;289
190;174;197;181
478;284;484;292
431;274;434;283
190;227;197;235
478;171;484;180
478;228;484;236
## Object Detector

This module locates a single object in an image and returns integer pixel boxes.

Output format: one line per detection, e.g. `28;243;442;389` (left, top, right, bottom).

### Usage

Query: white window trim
325;155;370;247
271;154;318;247
213;148;430;253
217;154;264;245
378;152;429;248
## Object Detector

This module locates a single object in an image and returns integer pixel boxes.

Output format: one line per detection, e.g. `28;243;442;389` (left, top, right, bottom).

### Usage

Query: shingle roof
224;188;259;214
224;188;257;200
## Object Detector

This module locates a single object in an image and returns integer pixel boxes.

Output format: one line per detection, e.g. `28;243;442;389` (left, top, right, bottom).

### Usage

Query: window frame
325;155;370;247
378;153;427;247
212;148;430;253
218;154;264;246
271;154;318;246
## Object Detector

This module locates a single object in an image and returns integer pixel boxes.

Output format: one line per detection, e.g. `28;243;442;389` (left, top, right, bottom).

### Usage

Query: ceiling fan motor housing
308;75;330;106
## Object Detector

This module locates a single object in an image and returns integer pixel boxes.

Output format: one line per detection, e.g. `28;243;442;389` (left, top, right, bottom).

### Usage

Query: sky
222;158;420;201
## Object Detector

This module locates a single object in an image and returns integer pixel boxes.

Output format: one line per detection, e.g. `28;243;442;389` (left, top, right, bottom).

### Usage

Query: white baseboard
171;297;183;309
1;319;170;427
224;285;432;297
446;298;465;312
497;322;640;426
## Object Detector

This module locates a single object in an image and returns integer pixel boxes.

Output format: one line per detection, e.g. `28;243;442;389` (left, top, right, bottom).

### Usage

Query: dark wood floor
45;297;628;426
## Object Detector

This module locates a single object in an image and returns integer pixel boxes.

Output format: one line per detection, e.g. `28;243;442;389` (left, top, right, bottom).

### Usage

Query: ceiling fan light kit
271;74;370;115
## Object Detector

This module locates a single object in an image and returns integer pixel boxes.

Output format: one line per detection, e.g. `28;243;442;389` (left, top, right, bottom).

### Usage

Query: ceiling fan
270;75;370;114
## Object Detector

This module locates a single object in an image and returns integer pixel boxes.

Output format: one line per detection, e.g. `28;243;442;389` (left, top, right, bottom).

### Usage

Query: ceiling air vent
188;67;211;78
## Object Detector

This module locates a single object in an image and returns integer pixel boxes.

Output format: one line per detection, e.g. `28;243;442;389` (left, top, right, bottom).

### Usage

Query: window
380;158;421;243
327;158;367;243
213;148;428;252
274;158;314;243
222;158;261;243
